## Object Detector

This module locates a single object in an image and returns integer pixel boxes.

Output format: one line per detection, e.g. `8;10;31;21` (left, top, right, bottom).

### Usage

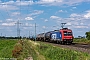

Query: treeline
85;31;90;40
0;36;21;39
0;36;35;40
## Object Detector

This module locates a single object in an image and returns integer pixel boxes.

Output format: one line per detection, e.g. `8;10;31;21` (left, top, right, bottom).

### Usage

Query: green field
0;39;17;58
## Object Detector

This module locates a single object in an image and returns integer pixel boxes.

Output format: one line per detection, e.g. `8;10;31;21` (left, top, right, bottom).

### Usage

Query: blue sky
0;0;90;37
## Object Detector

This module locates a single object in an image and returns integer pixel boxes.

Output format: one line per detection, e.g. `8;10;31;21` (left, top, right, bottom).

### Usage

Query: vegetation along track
40;41;90;54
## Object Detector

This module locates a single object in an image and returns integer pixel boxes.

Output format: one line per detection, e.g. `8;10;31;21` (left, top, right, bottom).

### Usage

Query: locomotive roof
60;28;71;30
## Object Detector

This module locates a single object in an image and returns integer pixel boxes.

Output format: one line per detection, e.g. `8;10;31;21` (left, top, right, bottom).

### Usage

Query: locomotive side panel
51;31;62;41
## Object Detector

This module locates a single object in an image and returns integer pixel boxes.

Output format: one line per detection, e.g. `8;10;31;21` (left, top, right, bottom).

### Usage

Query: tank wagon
36;28;73;44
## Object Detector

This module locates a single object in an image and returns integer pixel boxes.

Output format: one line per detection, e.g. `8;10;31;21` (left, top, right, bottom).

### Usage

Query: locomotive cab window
63;31;67;36
63;31;72;36
68;32;72;36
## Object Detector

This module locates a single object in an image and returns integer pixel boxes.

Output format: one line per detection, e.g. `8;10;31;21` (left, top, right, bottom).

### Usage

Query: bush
12;41;23;58
85;32;90;40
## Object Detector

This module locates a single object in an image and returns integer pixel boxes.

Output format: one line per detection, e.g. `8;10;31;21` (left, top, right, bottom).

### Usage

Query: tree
85;31;90;40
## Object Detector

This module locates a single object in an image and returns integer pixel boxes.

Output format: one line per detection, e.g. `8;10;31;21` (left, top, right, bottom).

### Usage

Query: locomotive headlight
70;38;72;39
64;38;66;39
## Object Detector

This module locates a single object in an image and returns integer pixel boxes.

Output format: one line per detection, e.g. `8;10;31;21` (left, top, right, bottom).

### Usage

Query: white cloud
72;7;77;9
73;25;88;28
30;10;44;16
22;27;28;30
70;13;81;17
59;10;63;12
2;1;15;5
0;20;2;22
37;0;63;6
65;18;76;21
59;10;67;13
45;19;48;22
54;11;90;29
6;19;13;22
42;26;46;29
85;10;90;13
24;23;34;27
16;1;34;6
66;22;72;26
1;0;33;5
2;22;16;26
25;17;34;20
39;0;63;3
84;12;90;19
50;16;60;19
11;12;20;16
0;4;19;10
25;23;29;26
36;0;90;6
0;0;89;7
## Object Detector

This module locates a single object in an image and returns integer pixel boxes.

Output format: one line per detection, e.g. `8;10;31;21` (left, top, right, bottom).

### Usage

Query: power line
27;0;31;15
15;20;22;39
3;0;11;19
0;11;6;20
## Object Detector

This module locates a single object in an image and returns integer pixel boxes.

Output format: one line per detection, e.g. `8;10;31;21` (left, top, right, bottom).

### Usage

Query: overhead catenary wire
0;11;6;24
27;0;30;15
0;0;11;21
66;7;90;26
3;0;11;19
0;10;6;21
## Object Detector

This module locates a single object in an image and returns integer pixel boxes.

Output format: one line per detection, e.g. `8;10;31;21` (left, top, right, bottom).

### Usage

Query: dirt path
24;57;33;60
23;40;45;60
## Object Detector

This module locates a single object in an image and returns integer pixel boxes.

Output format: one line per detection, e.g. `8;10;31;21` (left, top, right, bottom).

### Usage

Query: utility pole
61;23;66;29
1;33;2;37
15;20;21;40
29;31;30;39
35;23;36;41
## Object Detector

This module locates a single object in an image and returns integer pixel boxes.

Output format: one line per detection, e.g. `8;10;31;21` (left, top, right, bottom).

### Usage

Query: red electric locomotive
60;28;73;44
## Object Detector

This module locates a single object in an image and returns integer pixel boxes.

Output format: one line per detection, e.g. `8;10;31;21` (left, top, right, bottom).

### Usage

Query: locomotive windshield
63;31;72;36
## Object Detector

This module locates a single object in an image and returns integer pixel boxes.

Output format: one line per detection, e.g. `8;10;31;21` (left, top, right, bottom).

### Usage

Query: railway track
40;41;90;54
71;43;90;49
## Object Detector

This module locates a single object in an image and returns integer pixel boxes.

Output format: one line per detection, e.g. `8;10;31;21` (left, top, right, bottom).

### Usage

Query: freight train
36;28;73;44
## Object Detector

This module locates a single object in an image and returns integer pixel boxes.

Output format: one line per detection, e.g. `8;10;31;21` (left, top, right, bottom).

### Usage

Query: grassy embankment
0;39;90;60
22;40;90;60
73;38;90;44
0;39;17;58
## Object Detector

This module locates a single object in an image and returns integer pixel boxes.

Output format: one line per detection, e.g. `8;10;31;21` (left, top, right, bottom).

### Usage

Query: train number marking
51;34;57;39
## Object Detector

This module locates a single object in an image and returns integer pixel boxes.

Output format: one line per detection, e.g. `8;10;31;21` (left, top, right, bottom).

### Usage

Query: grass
0;39;17;58
1;39;89;60
0;36;90;59
22;40;38;60
37;42;90;60
22;40;90;60
73;38;90;44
